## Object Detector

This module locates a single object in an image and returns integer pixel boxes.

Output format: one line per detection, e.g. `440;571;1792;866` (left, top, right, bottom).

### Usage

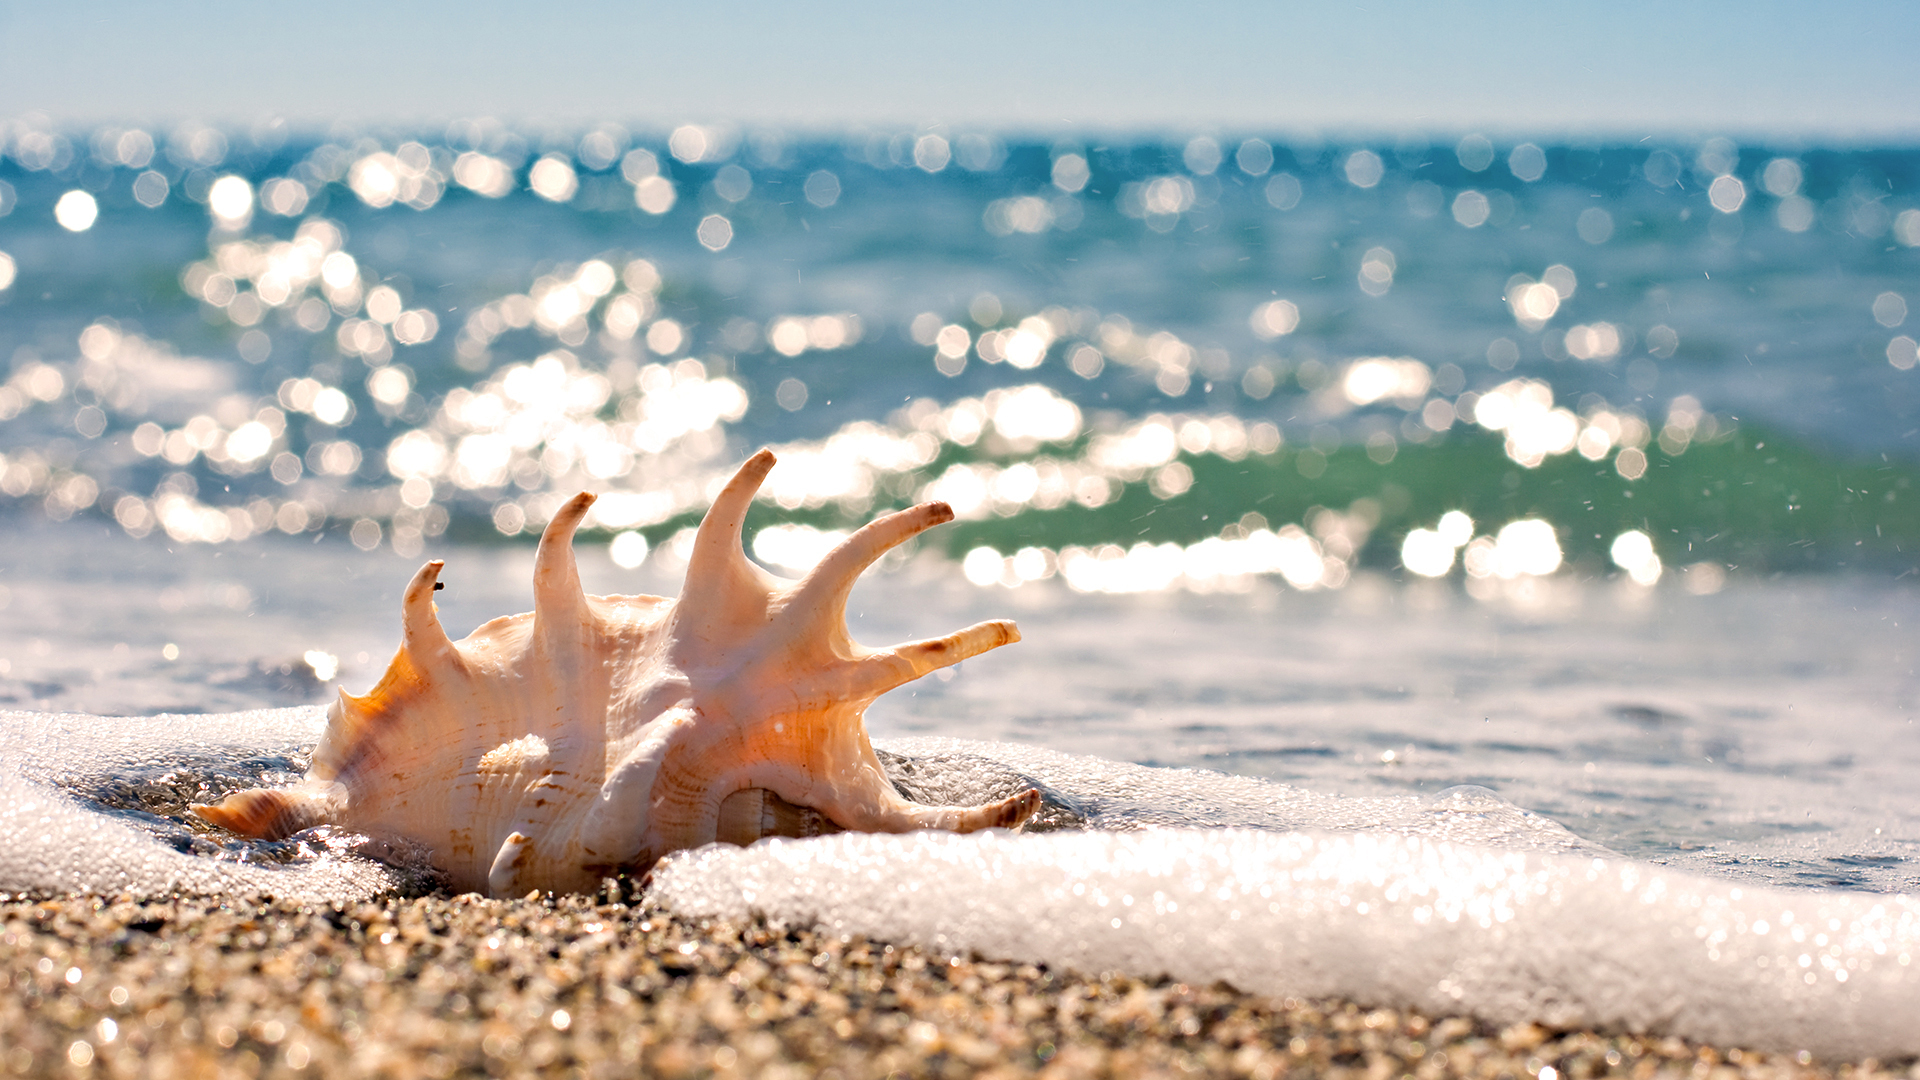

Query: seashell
193;450;1040;896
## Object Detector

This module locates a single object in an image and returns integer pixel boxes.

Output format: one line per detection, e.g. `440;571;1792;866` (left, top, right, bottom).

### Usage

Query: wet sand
2;892;1913;1080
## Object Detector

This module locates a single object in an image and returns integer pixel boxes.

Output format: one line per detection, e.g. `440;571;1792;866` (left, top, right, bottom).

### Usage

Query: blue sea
0;122;1916;1054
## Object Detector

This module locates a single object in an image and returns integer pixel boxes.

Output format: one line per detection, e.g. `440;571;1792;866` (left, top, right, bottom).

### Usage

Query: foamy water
656;823;1920;1060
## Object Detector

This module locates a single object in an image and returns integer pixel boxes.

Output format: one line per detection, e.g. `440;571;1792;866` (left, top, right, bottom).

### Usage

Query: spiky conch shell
193;450;1040;897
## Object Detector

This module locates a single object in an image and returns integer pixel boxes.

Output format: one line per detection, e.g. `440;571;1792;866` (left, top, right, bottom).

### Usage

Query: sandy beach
2;890;1912;1080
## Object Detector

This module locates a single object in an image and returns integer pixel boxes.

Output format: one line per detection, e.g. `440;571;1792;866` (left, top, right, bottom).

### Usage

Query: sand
2;890;1915;1080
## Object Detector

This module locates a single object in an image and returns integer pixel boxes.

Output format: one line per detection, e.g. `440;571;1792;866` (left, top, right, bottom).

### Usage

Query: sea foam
655;738;1920;1060
0;706;410;902
655;825;1919;1059
3;714;1914;1058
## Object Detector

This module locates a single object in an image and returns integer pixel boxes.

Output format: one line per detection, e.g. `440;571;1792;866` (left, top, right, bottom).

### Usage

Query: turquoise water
0;127;1914;583
0;124;1915;894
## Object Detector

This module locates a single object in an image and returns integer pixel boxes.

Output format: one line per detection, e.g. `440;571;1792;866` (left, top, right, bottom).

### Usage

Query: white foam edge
0;765;406;901
0;706;405;901
652;827;1920;1060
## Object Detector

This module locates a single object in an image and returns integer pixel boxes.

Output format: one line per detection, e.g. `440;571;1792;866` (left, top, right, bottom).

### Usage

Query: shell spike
789;502;954;625
306;686;374;782
190;782;342;841
854;618;1020;697
938;787;1044;834
682;449;777;606
402;560;457;665
533;491;596;627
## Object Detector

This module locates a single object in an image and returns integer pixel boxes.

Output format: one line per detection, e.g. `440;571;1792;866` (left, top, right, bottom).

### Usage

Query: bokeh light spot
669;126;711;164
914;135;950;173
697;215;734;251
1642;150;1682;188
1454;135;1492;172
1401;529;1454;577
54;191;98;231
1265;174;1302;210
453;153;514;198
1610;530;1662;585
1051;154;1089;194
1871;292;1907;328
609;531;649;569
634;176;676;214
132;171;170;208
1507;143;1546;182
1762;158;1803;198
713;164;752;203
1250;300;1299;340
1357;248;1396;296
804;170;840;208
259;178;309;216
207;176;253;227
1343;150;1384;189
1885;336;1917;371
1708;175;1746;214
1183;137;1222;176
1892;210;1920;247
529;156;579;202
1452;191;1490;228
1576;207;1613;244
1235;139;1273;176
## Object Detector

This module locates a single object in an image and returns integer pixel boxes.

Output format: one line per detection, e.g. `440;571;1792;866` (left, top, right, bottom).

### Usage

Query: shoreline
2;892;1912;1079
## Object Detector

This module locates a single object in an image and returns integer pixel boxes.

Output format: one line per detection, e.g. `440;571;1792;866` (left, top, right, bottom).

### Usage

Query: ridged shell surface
194;450;1039;896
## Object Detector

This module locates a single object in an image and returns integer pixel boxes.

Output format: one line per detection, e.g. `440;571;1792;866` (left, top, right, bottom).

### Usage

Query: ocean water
0;123;1917;1054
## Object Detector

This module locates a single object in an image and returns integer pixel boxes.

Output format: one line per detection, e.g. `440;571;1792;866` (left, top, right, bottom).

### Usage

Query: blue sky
2;0;1915;138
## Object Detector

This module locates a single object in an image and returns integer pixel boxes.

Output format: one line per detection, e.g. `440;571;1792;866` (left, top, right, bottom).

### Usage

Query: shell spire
401;560;457;668
681;449;779;610
533;491;596;631
789;501;955;632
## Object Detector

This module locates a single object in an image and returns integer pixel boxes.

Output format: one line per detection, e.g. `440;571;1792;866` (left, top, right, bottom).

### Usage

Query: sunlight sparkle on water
608;530;650;570
1341;358;1429;408
668;127;710;164
1343;151;1384;189
1462;520;1563;580
803;170;840;208
1401;511;1476;578
1401;529;1457;577
1051;154;1089;194
1473;379;1582;468
54;190;97;231
1452;191;1490;228
1610;530;1663;586
1507;143;1546;183
207;176;253;228
1708;176;1747;214
697;215;733;251
1250;299;1299;340
0;124;1846;610
453;152;515;198
752;524;852;573
529;155;579;202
